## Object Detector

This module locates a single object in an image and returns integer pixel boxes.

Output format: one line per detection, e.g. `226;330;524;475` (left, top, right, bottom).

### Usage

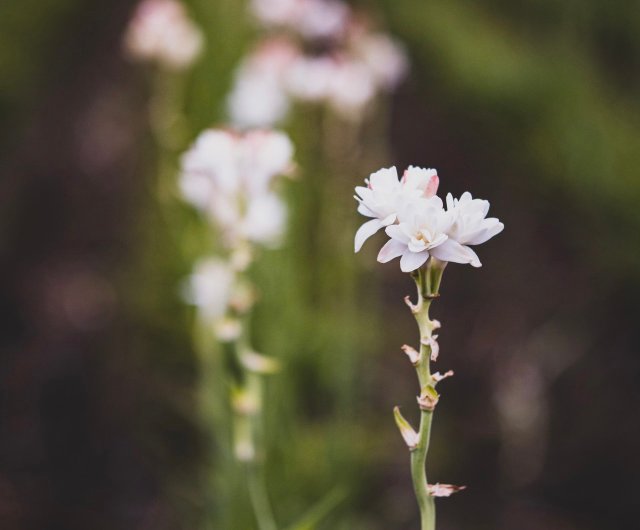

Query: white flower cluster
124;0;204;70
179;129;295;248
250;0;350;40
228;1;408;127
355;167;504;272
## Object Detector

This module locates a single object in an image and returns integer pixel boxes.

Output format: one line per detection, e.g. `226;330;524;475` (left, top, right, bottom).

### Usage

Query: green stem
409;262;446;530
230;298;278;530
247;460;278;530
245;372;278;530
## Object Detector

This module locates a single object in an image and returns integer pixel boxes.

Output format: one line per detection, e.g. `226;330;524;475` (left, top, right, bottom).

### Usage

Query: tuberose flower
227;38;299;128
354;166;503;272
124;0;203;69
354;166;439;252
185;257;235;321
179;129;294;247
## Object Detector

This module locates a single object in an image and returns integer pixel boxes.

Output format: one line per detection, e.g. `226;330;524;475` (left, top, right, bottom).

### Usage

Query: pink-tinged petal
425;173;439;198
464;219;504;245
385;224;410;244
429;239;479;266
354;218;383;252
400;250;429;272
377;239;406;263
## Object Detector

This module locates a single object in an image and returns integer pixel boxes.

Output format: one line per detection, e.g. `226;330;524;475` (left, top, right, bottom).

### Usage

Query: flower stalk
354;164;502;528
227;285;279;530
404;260;445;530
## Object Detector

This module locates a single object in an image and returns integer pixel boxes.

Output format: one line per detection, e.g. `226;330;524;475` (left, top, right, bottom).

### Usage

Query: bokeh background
1;0;639;529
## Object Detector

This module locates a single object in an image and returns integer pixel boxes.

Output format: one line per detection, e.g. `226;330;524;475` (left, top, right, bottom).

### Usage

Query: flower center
416;229;433;245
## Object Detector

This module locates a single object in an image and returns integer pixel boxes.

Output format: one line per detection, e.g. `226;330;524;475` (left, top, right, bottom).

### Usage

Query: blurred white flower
240;129;295;192
296;0;349;40
240;193;288;245
179;129;294;247
185;258;235;321
228;38;299;128
124;0;203;69
354;166;503;272
354;166;439;252
352;33;409;90
228;70;290;128
285;56;335;102
326;59;377;119
249;0;300;28
250;0;349;40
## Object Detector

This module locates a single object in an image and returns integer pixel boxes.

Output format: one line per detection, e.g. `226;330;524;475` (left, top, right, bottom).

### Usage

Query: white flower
296;0;349;40
227;69;290;128
185;258;235;321
352;33;409;90
285;56;335;102
227;38;298;128
326;59;377;120
250;0;349;41
239;130;295;193
240;193;288;247
124;0;203;70
354;166;439;252
377;194;500;272
441;192;504;264
249;0;300;28
377;196;454;272
355;166;503;272
179;129;294;247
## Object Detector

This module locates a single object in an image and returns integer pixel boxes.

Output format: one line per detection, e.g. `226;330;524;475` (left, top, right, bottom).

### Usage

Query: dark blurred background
1;1;639;529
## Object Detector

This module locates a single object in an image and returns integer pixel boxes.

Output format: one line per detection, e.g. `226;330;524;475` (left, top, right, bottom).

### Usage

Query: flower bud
421;335;439;362
417;386;439;411
393;407;419;450
231;387;260;415
427;483;466;497
240;351;280;374
404;295;420;314
401;344;420;366
233;414;255;462
432;370;454;384
214;317;242;342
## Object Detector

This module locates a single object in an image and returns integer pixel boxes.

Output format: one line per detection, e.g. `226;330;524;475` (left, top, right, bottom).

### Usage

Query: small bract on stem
354;165;502;529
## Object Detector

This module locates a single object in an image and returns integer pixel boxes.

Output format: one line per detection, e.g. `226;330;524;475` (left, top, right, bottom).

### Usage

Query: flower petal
400;250;429;272
357;202;376;217
377;239;406;263
464;219;504;245
385;224;410;244
354;218;383;252
369;166;399;190
429;239;480;266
